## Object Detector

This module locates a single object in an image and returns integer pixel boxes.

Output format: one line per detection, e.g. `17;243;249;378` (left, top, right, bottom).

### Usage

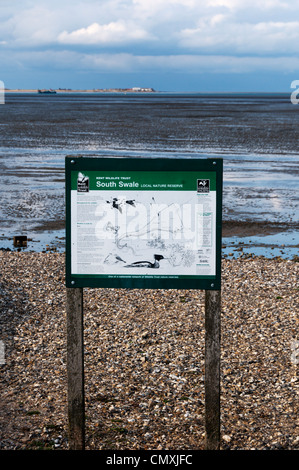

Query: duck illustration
124;254;164;269
126;199;136;207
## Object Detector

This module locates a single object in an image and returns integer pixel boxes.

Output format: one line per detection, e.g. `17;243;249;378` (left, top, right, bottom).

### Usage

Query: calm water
0;92;298;258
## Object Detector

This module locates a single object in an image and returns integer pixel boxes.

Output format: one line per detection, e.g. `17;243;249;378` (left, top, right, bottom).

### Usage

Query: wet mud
0;93;298;258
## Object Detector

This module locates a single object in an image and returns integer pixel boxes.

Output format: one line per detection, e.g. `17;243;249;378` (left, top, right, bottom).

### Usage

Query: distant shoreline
5;88;156;94
4;89;290;95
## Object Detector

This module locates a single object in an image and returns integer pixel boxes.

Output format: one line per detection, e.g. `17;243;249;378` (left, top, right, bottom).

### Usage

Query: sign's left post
66;287;85;450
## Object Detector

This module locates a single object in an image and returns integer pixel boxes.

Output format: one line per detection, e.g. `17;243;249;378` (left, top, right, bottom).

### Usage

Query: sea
0;91;298;259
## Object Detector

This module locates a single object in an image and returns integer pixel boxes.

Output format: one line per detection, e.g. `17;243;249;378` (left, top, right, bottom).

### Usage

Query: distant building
131;87;155;92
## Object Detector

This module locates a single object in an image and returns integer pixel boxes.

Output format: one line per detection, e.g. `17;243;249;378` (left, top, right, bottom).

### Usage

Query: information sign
65;157;222;289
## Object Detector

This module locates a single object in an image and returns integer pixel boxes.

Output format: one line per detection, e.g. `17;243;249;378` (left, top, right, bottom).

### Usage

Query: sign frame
65;156;223;290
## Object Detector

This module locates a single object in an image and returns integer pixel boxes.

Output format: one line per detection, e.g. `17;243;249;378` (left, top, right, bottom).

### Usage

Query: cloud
58;21;153;45
2;0;299;90
179;17;299;54
1;6;61;46
2;0;299;55
28;50;298;74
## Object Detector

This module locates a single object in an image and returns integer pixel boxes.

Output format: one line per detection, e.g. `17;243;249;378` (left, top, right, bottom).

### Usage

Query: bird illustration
124;254;164;269
126;199;136;207
112;198;122;211
106;197;136;213
104;253;126;265
115;255;126;263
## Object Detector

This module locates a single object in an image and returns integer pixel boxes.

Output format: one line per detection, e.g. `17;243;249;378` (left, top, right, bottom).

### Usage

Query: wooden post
66;287;85;450
204;289;221;450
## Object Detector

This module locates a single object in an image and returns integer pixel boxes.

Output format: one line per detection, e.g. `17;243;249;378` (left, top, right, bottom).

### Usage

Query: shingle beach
0;251;298;450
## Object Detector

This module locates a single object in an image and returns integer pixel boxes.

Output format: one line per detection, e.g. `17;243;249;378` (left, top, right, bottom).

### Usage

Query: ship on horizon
38;89;57;94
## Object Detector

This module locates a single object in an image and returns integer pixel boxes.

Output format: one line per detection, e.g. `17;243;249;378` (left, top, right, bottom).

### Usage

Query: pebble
0;251;298;450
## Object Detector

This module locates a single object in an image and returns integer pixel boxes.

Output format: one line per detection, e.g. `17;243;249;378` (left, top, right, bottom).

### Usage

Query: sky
1;0;299;92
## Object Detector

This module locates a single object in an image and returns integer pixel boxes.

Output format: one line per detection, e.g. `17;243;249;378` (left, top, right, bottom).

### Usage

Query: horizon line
3;88;290;94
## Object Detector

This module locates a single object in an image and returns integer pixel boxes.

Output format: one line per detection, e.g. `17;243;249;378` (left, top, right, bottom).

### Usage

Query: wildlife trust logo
0;80;4;104
77;172;89;192
197;179;210;193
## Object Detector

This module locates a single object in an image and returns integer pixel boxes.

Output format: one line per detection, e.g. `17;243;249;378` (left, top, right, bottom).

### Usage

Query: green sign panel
65;157;223;289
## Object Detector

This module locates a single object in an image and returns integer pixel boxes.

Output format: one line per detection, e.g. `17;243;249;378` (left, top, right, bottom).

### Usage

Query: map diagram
71;187;216;277
101;192;198;273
